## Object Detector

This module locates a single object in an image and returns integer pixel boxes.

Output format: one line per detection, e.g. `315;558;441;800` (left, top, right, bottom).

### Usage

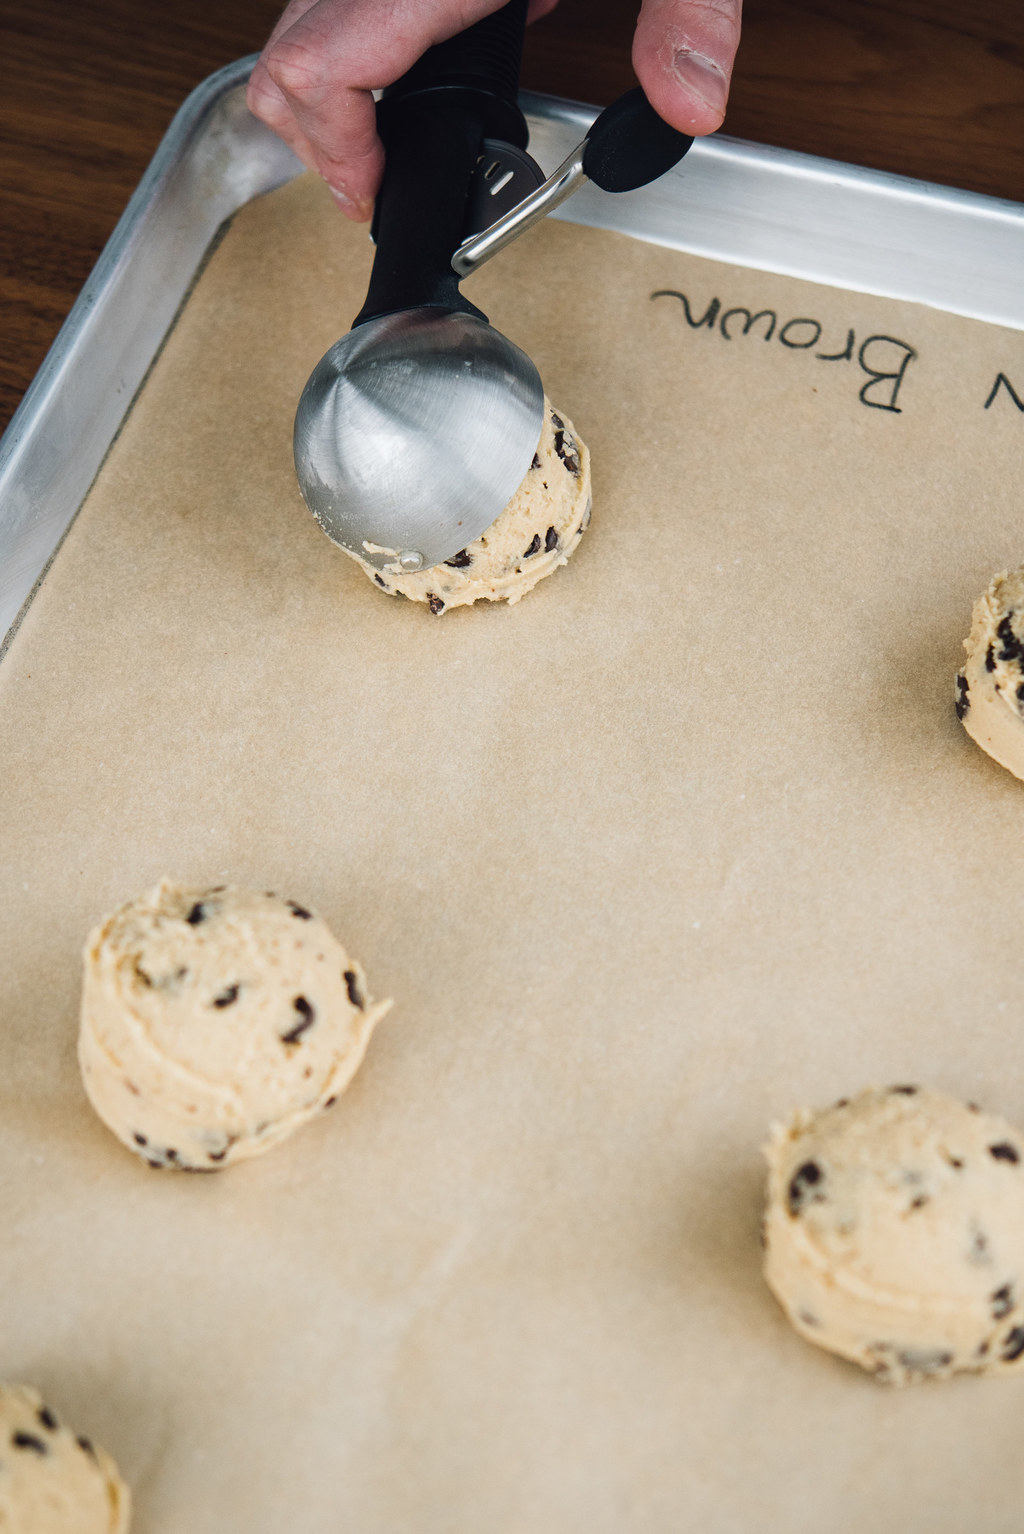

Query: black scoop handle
582;86;694;194
354;0;529;328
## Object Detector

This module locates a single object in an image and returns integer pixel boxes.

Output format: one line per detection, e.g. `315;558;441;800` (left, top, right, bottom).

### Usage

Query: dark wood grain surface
2;0;1022;435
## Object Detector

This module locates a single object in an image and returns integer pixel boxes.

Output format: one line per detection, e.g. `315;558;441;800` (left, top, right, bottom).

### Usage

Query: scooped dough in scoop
956;565;1024;781
763;1085;1024;1385
353;399;591;613
0;1382;130;1533
79;880;391;1170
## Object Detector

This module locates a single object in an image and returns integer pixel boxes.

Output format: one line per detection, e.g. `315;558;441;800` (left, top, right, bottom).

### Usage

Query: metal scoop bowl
295;308;542;575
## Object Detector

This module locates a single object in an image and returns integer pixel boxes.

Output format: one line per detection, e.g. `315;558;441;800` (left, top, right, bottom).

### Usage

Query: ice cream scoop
293;6;693;574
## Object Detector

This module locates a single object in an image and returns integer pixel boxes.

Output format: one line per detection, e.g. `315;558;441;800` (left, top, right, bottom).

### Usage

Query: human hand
246;0;742;222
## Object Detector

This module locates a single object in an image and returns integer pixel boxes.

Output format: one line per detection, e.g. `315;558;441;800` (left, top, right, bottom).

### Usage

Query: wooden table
2;0;1022;435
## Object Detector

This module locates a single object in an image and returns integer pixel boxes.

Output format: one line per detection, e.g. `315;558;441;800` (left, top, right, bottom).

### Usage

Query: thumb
633;0;742;136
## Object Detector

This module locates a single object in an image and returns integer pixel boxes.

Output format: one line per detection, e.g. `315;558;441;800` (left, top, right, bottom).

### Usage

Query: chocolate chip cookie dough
79;880;391;1170
0;1383;130;1533
956;566;1024;780
763;1086;1024;1385
352;399;591;613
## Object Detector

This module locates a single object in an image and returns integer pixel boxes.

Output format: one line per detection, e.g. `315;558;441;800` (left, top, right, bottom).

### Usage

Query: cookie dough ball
0;1383;129;1533
763;1085;1024;1384
356;399;591;613
79;880;391;1170
956;566;1024;780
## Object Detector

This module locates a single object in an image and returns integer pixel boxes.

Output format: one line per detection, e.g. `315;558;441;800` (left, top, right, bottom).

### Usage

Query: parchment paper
2;170;1024;1532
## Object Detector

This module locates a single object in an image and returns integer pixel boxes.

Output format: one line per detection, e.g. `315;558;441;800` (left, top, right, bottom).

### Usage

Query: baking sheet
5;61;1022;651
2;168;1024;1531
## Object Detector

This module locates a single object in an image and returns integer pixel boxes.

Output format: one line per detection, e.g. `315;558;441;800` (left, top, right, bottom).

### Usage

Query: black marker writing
857;336;917;412
817;329;855;362
720;307;776;341
779;318;822;350
655;290;721;329
651;290;917;412
985;373;1024;412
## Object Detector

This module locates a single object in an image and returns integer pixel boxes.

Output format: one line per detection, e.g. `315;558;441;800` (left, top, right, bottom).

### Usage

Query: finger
245;0;328;144
247;59;352;202
254;0;517;220
247;1;368;209
633;0;742;136
262;42;383;218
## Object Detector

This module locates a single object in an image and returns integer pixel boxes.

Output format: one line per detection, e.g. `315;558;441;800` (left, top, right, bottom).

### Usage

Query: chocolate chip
990;1142;1020;1164
986;645;996;673
374;573;387;587
997;615;1024;665
185;902;208;926
550;411;564;431
133;1132;148;1146
212;985;239;1008
544;526;558;553
890;1084;918;1095
834;1098;850;1109
324;1096;338;1109
166;1148;179;1162
968;1102;981;1113
444;550;472;568
77;1436;96;1459
992;1283;1015;1319
909;1194;929;1210
145;1159;163;1170
281;995;315;1045
427;593;445;615
287;901;312;920
13;1432;48;1455
523;533;542;558
553;430;580;476
37;1407;58;1432
531;452;541;471
955;671;970;719
787;1160;825;1216
1003;1325;1024;1361
344;970;365;1010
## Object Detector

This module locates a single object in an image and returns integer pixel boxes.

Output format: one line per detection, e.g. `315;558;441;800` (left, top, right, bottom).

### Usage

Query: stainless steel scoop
295;307;543;575
294;5;694;575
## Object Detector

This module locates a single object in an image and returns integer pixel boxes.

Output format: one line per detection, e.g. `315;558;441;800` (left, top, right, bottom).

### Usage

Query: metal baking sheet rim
1;54;1021;654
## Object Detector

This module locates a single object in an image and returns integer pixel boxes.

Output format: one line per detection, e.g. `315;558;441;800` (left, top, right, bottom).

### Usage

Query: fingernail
328;183;359;215
671;48;728;117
